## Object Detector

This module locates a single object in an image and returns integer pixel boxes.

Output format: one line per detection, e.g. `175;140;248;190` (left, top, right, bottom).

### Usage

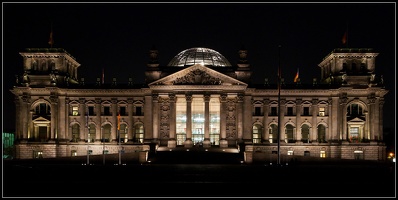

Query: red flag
294;68;299;82
117;112;121;130
48;30;54;47
342;31;347;45
102;68;104;84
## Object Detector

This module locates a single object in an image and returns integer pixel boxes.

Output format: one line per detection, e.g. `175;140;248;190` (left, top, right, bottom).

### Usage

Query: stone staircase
148;147;244;164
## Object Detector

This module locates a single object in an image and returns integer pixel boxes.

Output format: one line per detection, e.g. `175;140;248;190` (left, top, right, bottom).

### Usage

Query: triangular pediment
32;116;50;122
149;64;247;87
347;117;365;123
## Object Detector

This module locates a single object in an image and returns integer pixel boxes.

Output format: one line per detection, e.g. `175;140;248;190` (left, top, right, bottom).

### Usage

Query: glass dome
167;47;232;67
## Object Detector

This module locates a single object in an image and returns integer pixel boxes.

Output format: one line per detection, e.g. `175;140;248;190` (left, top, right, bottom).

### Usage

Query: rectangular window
303;107;309;116
287;107;293;116
72;106;79;116
320;151;326;158
120;106;126;116
287;151;294;155
255;107;261;116
319;107;325;116
271;107;277;116
304;151;310;156
88;106;94;116
135;107;142;116
350;127;359;138
104;106;110;116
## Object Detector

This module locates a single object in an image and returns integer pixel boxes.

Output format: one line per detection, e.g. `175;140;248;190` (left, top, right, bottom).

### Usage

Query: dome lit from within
167;47;232;67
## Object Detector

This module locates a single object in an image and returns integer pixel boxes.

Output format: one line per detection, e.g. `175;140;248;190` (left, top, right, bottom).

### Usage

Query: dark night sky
2;3;396;142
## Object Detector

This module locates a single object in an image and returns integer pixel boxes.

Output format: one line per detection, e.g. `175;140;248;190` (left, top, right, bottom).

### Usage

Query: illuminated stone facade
11;47;388;161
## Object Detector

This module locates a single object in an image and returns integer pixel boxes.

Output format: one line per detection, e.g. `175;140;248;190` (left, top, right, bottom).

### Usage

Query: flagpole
118;112;121;165
277;45;281;166
86;107;90;165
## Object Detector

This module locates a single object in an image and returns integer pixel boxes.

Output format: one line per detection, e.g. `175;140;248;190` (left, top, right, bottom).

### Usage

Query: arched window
35;103;51;116
119;124;127;143
88;124;96;143
32;60;38;71
134;123;144;143
252;124;262;144
102;124;111;142
285;124;294;143
317;124;326;143
269;124;278;143
71;124;80;142
301;124;310;143
347;103;363;117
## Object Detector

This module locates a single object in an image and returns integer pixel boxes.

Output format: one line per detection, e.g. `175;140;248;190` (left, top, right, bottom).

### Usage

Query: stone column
28;110;33;140
46;124;50;141
152;94;159;142
378;98;384;140
311;99;318;142
219;94;228;148
242;95;252;144
79;98;85;142
58;96;66;142
263;98;270;143
373;97;380;140
144;95;153;142
127;98;134;143
331;97;339;141
95;98;101;142
236;94;244;142
203;94;211;148
327;98;332;141
21;95;30;141
65;98;70;141
279;98;286;142
184;94;193;148
111;98;118;142
295;98;302;142
50;94;58;142
168;94;177;148
14;96;21;140
340;96;348;141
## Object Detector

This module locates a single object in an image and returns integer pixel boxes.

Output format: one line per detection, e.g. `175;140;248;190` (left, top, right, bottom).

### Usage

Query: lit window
354;150;364;160
319;107;325;116
287;151;294;155
71;150;77;157
72;106;79;116
34;151;43;159
320;151;326;158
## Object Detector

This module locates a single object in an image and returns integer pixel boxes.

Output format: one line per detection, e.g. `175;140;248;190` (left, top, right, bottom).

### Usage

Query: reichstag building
11;46;388;162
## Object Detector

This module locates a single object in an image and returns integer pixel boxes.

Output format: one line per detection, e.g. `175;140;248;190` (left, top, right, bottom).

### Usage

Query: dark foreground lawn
3;152;396;198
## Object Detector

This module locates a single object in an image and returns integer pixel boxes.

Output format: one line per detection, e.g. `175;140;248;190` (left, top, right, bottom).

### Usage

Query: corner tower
318;48;382;87
17;48;81;87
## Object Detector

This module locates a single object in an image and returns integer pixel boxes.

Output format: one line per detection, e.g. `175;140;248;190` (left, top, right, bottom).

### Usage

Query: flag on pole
342;31;347;45
48;29;54;47
294;68;299;82
117;112;121;130
102;68;105;84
